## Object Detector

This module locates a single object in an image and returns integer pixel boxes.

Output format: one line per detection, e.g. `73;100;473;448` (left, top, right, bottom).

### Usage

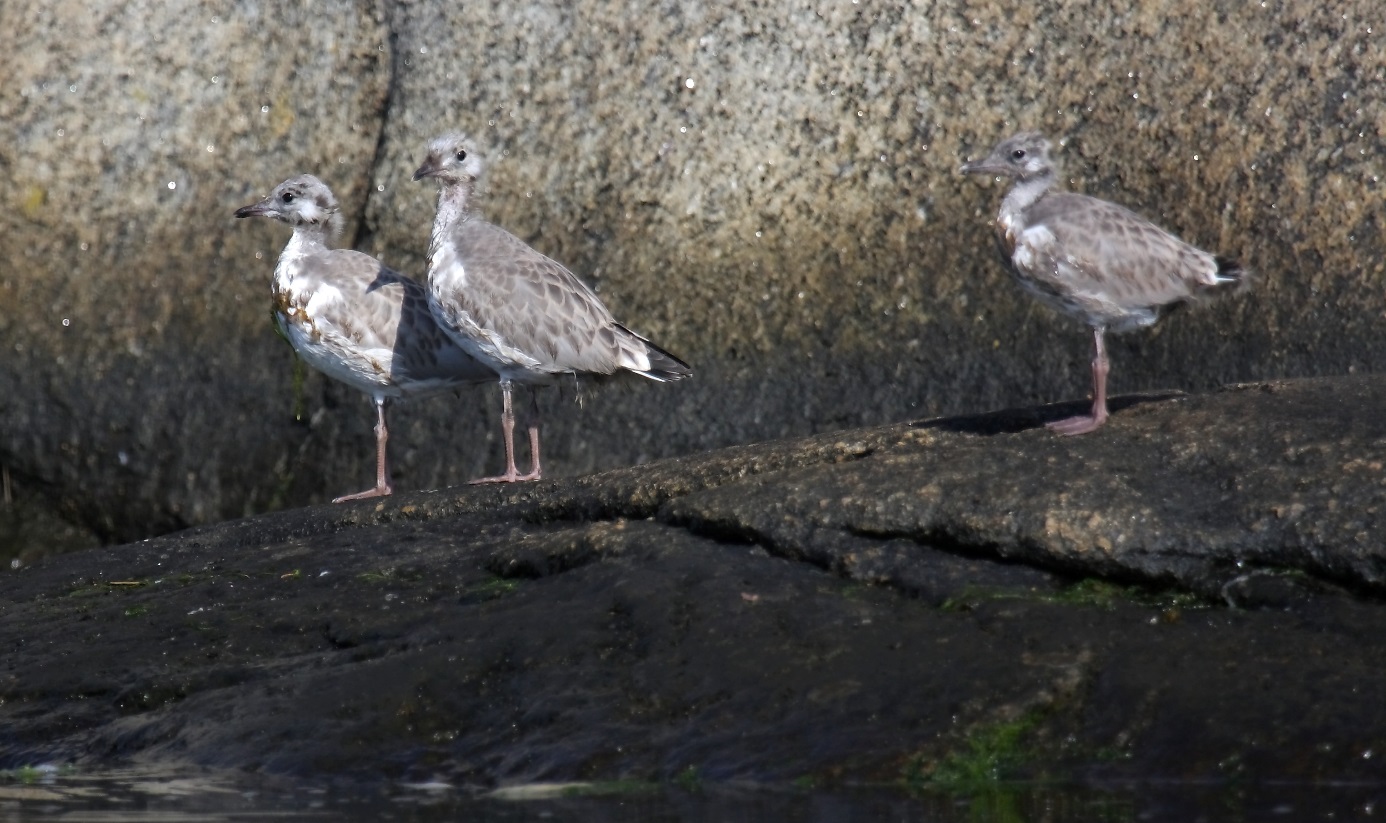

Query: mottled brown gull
960;132;1247;435
235;174;495;501
412;133;692;483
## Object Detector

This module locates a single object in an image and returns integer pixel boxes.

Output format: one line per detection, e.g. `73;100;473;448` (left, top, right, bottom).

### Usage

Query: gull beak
234;200;275;219
411;159;440;182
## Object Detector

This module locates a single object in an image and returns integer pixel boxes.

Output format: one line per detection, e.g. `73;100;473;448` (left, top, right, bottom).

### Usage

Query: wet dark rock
4;375;1386;789
668;377;1386;597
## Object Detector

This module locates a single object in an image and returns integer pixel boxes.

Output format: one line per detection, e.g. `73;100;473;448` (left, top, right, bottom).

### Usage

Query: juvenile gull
960;132;1247;435
235;174;495;501
412;133;692;483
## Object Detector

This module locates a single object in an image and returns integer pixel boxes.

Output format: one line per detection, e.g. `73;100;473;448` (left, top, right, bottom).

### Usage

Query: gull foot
333;484;393;503
1045;414;1107;436
467;469;542;485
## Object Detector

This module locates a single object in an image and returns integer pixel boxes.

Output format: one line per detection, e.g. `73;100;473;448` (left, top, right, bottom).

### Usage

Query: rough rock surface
1;0;395;541
3;376;1386;788
3;0;1386;554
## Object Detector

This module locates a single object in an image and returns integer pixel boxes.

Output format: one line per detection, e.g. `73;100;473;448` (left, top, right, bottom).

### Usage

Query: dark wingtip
642;345;693;382
1215;256;1251;286
617;324;693;381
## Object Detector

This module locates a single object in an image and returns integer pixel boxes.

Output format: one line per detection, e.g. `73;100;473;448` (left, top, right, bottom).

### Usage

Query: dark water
2;768;1383;823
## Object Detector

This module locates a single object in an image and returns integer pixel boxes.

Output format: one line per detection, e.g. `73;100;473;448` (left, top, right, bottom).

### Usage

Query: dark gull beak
959;158;1002;176
411;160;441;182
234;200;275;219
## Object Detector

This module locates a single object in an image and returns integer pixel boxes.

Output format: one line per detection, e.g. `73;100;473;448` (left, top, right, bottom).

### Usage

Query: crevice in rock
842;522;1217;595
659;506;1216;609
350;5;403;254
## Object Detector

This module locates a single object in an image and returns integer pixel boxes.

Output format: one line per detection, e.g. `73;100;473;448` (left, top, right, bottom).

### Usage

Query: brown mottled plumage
960;132;1247;435
413;133;691;483
235;174;494;501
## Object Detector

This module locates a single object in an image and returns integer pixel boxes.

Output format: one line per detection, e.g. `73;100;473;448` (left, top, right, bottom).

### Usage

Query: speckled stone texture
2;0;1384;542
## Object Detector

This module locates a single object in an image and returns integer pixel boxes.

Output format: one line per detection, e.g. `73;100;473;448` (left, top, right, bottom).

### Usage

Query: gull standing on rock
960;132;1248;435
235;174;495;501
412;133;692;483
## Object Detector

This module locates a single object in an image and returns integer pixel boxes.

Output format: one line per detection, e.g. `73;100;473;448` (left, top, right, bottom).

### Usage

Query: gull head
959;131;1055;181
412;132;485;185
235;174;343;234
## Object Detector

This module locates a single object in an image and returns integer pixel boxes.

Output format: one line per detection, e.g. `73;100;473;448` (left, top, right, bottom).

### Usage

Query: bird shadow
910;391;1185;436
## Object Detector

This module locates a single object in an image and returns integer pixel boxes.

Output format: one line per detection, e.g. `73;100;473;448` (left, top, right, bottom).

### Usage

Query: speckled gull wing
291;249;492;393
1019;193;1226;317
291;250;403;351
445;219;677;377
387;267;496;387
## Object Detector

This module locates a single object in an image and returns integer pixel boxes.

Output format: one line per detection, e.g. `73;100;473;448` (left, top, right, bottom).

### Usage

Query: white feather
304;284;344;319
1012;225;1055;271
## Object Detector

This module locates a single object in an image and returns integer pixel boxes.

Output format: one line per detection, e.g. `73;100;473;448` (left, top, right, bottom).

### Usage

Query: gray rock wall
2;0;1384;543
1;0;393;539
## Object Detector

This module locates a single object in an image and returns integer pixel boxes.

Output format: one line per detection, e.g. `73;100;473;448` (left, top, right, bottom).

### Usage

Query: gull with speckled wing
960;132;1248;434
413;133;692;483
235;174;495;501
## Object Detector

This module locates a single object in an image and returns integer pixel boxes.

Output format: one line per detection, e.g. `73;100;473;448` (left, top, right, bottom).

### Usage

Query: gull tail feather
614;324;693;382
1213;256;1251;288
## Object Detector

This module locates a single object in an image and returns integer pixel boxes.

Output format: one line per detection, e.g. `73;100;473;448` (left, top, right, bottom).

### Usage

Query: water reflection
1;768;1383;823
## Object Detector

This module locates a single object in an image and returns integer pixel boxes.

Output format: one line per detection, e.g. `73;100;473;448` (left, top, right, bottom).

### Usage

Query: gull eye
455;149;468;162
281;191;296;204
1011;149;1026;160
